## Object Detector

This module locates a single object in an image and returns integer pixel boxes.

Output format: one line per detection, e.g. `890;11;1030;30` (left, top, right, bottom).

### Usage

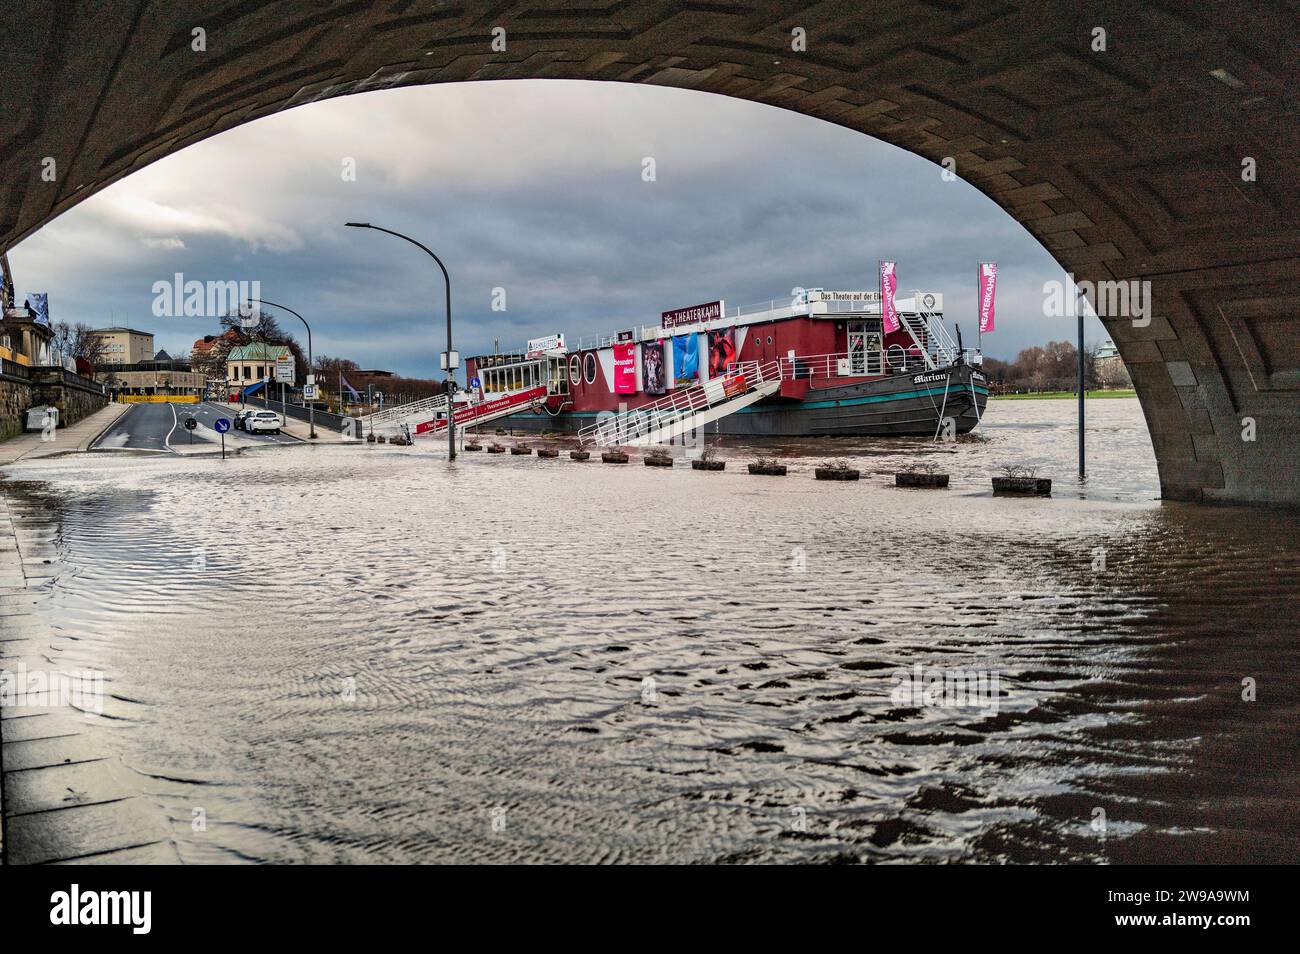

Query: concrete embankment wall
0;359;107;441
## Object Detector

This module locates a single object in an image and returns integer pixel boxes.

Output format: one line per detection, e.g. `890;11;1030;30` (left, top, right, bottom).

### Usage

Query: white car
246;410;283;435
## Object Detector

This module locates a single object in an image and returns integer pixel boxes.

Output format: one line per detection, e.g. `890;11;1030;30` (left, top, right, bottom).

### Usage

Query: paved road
91;401;298;451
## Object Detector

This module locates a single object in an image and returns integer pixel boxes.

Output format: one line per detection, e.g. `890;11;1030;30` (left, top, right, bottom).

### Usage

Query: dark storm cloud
10;81;1101;373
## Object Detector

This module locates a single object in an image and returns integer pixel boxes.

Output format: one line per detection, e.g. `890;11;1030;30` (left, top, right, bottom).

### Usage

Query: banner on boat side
641;341;666;395
673;333;699;383
613;341;637;394
978;262;997;334
526;333;566;357
661;300;723;329
880;262;899;334
707;327;736;377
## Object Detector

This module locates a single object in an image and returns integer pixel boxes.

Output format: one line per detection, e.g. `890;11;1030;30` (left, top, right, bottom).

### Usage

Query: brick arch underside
2;2;1297;503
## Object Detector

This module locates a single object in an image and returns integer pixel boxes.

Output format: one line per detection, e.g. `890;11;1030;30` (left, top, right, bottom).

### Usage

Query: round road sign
183;417;197;430
214;418;231;434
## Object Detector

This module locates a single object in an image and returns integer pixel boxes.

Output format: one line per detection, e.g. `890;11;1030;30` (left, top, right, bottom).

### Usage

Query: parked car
233;408;258;431
246;410;283;435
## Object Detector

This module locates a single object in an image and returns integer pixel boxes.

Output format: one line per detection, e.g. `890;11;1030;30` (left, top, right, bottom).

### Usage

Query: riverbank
992;390;1136;400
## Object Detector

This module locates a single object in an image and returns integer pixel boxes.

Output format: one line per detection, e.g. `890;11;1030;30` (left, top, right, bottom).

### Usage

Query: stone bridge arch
2;2;1297;503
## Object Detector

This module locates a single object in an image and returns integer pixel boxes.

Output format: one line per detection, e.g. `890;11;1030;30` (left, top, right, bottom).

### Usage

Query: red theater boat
457;288;988;444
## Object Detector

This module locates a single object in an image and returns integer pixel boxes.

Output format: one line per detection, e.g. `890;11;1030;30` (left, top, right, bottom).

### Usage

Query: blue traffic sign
214;418;231;433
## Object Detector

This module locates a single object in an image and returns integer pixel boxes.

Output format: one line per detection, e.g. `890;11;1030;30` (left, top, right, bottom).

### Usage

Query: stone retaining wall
0;364;107;441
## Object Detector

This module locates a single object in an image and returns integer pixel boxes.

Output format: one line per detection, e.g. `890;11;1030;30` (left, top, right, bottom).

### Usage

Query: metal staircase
356;392;450;436
899;290;963;370
577;360;786;447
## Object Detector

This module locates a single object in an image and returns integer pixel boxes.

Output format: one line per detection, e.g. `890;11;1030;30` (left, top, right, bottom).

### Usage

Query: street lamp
246;297;316;439
345;222;456;461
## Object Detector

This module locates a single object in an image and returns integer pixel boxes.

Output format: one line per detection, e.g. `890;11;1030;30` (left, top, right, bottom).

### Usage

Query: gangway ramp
356;386;547;438
577;361;783;447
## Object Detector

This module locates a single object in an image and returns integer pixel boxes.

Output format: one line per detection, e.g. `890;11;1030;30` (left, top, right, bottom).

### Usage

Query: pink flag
978;262;997;333
880;261;899;334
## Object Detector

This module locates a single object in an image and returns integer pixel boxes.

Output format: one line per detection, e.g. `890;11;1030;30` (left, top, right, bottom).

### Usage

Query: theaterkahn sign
526;333;566;357
661;300;724;329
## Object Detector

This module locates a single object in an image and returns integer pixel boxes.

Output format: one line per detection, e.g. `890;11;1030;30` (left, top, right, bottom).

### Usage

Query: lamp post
246;298;316;439
345;222;456;461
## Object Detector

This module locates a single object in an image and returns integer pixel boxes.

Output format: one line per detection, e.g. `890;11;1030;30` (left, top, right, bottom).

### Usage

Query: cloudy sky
10;80;1103;374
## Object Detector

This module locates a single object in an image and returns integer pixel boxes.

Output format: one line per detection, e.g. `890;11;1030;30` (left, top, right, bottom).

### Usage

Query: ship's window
767;336;773;345
569;354;581;386
754;337;761;346
584;352;597;385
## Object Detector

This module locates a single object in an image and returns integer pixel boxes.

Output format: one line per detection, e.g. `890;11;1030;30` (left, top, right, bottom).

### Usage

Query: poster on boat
880;262;899;334
613;341;637;394
642;340;666;395
673;333;699;384
978;262;997;333
707;327;736;377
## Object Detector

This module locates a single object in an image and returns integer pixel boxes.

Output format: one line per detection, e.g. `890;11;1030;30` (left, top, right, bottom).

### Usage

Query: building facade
91;327;155;364
226;343;292;395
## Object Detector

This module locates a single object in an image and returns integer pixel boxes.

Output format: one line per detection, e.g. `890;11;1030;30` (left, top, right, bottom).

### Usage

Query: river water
3;397;1297;863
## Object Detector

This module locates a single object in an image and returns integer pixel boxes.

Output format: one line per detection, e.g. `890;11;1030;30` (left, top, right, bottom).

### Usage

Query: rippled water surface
4;398;1298;863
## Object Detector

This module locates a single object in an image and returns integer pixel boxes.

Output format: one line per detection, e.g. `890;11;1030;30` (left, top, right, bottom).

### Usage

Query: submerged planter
815;467;860;481
602;451;630;464
570;450;591;461
992;477;1052;497
511;445;532;455
537;448;559;459
487;444;505;454
748;463;787;476
691;459;725;471
645;455;673;468
464;443;483;451
896;472;949;488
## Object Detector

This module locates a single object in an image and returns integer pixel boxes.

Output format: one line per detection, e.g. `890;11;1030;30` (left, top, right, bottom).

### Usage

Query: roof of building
228;342;290;361
354;369;394;377
91;327;154;337
153;348;172;361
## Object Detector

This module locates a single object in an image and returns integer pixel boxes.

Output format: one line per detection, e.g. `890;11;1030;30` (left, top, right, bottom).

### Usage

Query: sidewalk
0;403;129;466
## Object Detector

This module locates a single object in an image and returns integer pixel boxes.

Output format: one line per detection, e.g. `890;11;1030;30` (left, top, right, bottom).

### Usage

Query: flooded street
3;397;1297;864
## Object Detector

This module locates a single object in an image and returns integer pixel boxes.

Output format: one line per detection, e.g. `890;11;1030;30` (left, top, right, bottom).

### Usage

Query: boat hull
488;364;989;439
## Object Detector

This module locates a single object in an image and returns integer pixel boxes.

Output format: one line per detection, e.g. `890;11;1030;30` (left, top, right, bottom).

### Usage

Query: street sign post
303;384;318;400
183;416;197;444
214;417;230;459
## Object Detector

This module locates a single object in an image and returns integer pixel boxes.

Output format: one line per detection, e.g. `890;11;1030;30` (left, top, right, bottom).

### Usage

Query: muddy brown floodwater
2;398;1297;863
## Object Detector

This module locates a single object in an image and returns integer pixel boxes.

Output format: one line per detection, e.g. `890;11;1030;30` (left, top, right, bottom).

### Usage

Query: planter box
645;456;673;467
691;459;725;471
992;476;1052;496
570;450;590;461
537;448;559;458
748;463;787;476
896;472;949;488
464;443;483;451
815;467;860;481
487;445;505;454
510;446;533;455
602;451;629;464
